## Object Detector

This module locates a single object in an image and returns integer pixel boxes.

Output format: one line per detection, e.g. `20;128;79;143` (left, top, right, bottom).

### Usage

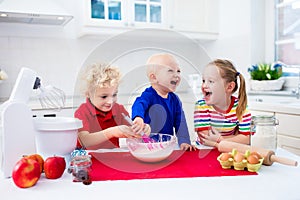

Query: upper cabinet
79;0;219;40
168;0;219;40
88;0;127;27
84;0;167;29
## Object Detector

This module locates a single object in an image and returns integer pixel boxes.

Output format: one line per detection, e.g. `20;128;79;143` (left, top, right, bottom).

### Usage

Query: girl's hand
197;130;209;144
207;127;223;143
197;127;223;147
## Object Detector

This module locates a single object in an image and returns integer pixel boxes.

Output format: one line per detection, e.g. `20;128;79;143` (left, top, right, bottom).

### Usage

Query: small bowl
126;133;176;163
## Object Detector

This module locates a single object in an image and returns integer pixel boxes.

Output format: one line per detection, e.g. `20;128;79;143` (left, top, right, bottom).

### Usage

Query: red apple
44;156;66;179
25;154;44;173
12;157;41;188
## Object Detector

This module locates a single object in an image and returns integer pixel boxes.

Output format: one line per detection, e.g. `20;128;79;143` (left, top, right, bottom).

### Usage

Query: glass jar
250;115;278;151
68;155;92;184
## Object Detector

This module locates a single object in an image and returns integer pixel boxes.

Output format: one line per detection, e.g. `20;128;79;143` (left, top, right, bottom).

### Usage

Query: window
275;0;300;76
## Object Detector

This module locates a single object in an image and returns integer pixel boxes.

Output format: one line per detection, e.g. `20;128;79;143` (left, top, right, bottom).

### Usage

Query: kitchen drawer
277;134;300;156
275;113;300;138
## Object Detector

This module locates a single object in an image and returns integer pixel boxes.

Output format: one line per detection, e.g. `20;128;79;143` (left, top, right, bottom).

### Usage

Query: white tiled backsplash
0;36;98;100
0;34;206;103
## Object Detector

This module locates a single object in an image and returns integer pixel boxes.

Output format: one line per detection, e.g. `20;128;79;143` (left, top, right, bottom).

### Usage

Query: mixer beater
33;77;66;110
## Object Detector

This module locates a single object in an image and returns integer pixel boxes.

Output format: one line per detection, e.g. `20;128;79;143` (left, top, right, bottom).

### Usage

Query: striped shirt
194;96;251;136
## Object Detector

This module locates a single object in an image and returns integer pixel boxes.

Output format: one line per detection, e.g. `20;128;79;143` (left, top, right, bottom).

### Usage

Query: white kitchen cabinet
80;0;219;40
277;135;300;156
84;0;128;28
275;113;300;156
81;0;167;34
168;0;219;40
249;108;300;156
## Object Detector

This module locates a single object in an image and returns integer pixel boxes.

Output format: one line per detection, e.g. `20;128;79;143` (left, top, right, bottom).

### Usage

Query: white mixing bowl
33;117;82;159
126;133;176;163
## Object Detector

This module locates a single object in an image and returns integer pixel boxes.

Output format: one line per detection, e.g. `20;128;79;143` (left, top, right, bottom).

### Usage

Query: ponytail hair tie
236;72;240;77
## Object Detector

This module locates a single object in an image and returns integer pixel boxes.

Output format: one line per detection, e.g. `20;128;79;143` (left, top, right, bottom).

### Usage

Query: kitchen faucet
292;68;300;99
297;81;300;99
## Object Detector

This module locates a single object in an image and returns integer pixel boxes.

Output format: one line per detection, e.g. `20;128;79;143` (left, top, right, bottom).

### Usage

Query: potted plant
248;63;285;91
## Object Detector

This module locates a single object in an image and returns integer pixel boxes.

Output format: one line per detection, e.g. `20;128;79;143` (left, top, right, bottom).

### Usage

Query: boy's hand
180;143;197;151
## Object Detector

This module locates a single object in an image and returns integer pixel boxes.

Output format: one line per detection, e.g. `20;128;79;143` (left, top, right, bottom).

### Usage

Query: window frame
274;0;300;76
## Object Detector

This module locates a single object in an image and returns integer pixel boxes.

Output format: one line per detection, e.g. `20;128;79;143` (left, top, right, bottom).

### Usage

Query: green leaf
249;63;282;80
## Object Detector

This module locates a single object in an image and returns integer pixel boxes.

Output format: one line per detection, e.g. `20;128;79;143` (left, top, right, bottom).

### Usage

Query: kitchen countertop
0;148;299;200
247;90;296;97
248;101;300;115
247;94;300;115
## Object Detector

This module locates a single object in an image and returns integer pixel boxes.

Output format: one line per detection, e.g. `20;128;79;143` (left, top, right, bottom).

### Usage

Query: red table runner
89;149;257;181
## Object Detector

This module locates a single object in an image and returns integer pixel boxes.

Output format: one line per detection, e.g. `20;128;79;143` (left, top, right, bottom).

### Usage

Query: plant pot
250;79;285;91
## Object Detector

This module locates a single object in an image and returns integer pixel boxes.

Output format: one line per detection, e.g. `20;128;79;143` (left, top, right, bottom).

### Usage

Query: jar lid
251;115;277;125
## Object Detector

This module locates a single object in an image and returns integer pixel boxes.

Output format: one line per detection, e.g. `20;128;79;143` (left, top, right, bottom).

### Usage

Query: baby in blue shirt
131;53;196;151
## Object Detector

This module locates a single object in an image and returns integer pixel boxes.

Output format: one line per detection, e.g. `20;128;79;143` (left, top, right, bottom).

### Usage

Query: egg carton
217;149;264;172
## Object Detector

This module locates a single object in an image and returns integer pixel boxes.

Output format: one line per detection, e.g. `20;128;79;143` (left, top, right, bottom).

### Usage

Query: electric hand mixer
0;67;65;178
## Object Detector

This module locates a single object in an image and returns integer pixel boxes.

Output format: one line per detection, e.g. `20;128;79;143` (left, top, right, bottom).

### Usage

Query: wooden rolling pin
215;140;298;166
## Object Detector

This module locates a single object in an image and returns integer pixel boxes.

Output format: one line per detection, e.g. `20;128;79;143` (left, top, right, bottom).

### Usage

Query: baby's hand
180;143;197;151
132;117;146;135
142;124;151;136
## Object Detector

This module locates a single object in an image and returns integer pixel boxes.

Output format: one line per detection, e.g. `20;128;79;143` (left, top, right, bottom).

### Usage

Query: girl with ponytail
194;59;252;146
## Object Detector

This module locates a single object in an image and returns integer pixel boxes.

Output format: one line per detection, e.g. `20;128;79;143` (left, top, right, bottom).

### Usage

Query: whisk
34;77;66;111
122;113;159;150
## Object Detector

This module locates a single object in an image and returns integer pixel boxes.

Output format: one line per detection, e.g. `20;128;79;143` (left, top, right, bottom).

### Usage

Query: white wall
0;0;265;102
202;0;253;79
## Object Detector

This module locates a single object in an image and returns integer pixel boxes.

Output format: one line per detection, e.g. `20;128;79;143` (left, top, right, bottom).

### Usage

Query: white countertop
1;148;299;200
248;94;300;115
